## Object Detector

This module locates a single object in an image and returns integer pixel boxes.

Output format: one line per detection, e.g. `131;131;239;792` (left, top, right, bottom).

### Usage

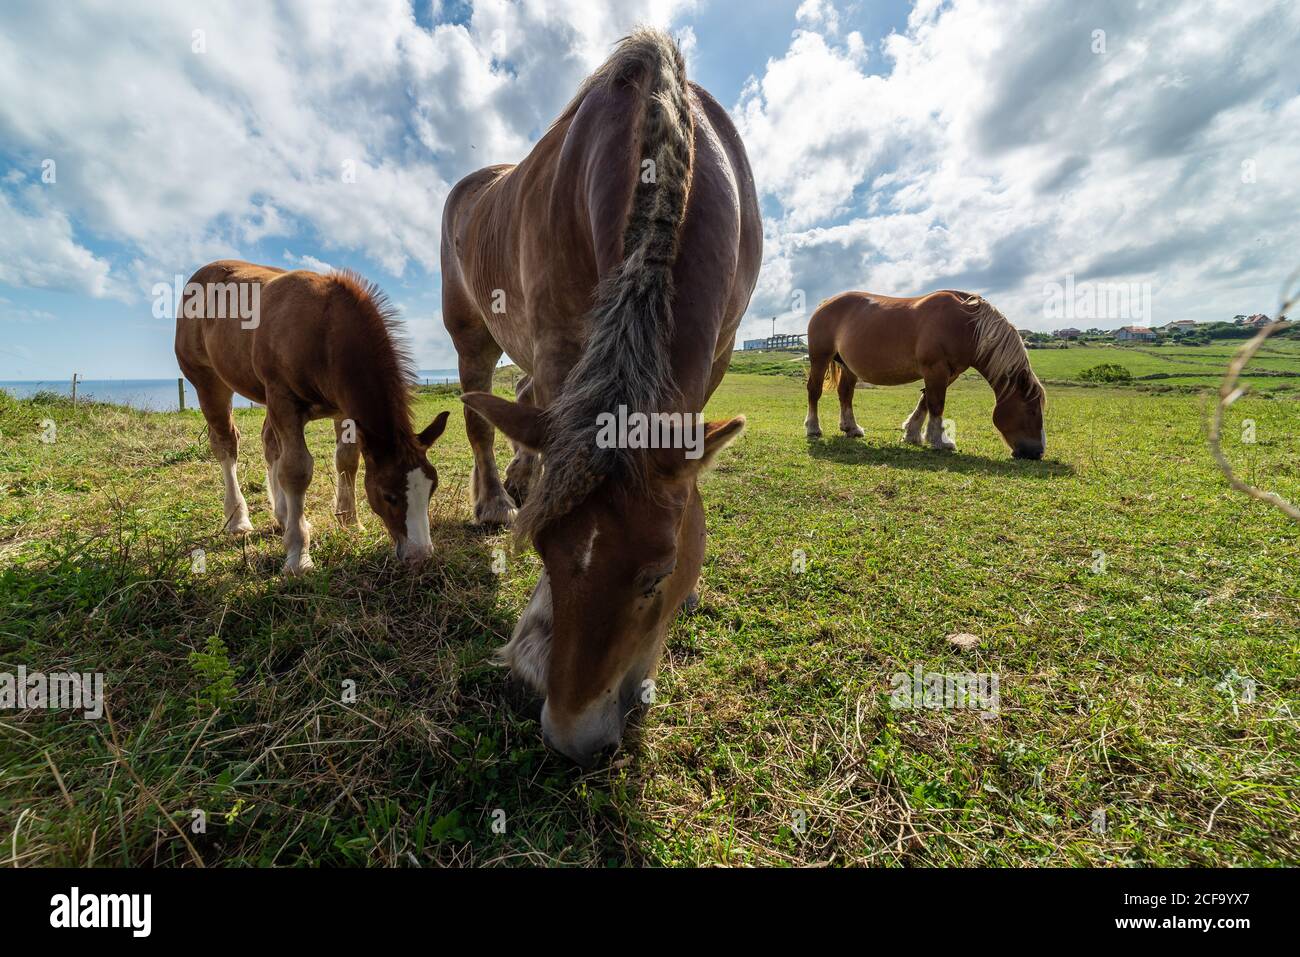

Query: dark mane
326;269;419;450
514;28;694;542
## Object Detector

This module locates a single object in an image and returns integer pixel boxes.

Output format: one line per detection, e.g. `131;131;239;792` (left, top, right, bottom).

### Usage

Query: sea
0;370;462;413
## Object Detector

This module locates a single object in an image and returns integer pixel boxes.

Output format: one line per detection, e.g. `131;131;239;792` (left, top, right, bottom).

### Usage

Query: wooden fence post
178;377;186;411
71;373;78;406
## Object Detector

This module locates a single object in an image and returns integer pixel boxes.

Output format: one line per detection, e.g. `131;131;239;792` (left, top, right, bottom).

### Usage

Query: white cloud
0;190;122;300
735;0;1300;335
283;251;336;273
0;0;694;301
795;0;839;35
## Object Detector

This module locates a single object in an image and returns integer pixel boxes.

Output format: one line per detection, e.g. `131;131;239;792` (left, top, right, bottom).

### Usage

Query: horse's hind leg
901;390;927;445
195;379;253;535
261;415;285;533
333;416;361;527
503;375;539;507
805;354;828;438
837;366;864;438
266;398;314;574
445;292;515;526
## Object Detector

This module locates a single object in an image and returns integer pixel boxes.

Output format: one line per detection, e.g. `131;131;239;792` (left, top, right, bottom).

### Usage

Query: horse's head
462;392;745;766
362;410;451;563
993;367;1046;460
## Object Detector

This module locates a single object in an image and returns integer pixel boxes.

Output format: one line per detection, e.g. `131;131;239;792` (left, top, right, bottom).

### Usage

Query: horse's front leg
901;389;927;445
266;400;315;574
921;371;956;451
333;416;362;527
503;374;540;507
447;308;515;526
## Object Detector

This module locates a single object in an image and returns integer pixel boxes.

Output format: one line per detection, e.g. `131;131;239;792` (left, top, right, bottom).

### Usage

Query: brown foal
174;261;449;574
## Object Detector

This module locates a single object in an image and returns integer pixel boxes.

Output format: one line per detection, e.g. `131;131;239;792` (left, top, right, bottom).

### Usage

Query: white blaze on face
577;525;599;573
404;467;433;552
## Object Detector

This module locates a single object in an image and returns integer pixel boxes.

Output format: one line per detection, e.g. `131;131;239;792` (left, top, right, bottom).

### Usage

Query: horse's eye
635;560;676;597
383;493;400;506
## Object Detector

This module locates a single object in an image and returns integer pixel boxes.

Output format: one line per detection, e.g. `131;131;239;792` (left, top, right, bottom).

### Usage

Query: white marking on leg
805;402;822;437
220;457;252;534
925;414;955;450
840;405;863;437
902;395;927;445
281;487;312;574
496;572;552;692
267;463;287;528
404;467;433;555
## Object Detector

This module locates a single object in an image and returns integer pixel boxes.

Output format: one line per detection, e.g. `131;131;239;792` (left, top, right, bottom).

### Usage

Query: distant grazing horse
805;290;1046;459
174;261;450;574
442;29;761;765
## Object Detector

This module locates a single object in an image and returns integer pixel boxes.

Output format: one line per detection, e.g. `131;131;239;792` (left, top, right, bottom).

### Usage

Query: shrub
1078;362;1133;383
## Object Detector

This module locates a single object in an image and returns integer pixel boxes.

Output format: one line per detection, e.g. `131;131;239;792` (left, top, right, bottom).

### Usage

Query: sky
1;0;1297;379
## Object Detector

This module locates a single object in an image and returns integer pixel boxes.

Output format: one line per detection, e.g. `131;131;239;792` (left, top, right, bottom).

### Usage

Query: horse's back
174;260;339;405
808;290;975;385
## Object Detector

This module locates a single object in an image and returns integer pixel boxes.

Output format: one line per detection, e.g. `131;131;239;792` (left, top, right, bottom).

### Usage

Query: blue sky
1;0;1297;379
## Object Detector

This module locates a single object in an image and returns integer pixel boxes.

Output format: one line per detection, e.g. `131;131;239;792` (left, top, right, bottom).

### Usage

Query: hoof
474;495;517;527
282;554;314;576
902;432;925;446
930;441;957;452
335;511;360;528
805;427;822;439
680;592;700;616
225;516;254;536
841;426;865;438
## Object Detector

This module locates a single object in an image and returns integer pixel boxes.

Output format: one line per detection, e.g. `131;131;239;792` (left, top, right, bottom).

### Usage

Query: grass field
1;342;1297;866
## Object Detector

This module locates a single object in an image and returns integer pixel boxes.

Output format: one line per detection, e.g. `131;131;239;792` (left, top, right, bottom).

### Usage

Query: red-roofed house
1114;325;1155;341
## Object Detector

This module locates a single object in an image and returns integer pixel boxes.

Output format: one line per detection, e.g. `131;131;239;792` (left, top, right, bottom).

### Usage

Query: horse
804;290;1046;459
441;28;761;766
174;261;450;574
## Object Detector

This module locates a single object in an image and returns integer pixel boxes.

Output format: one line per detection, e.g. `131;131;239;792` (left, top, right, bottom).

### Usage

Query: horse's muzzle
395;539;432;564
1012;443;1044;461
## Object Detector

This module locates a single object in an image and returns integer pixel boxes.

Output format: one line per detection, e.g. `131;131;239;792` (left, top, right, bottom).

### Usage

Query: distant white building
1114;325;1155;341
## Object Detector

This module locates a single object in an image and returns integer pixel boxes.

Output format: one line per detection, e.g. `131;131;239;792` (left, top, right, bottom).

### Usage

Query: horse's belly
839;348;920;387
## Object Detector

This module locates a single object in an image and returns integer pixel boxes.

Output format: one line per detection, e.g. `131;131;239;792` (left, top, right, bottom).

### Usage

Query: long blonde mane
962;294;1043;400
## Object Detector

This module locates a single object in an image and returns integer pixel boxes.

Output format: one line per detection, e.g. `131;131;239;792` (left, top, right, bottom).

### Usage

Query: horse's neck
333;333;410;458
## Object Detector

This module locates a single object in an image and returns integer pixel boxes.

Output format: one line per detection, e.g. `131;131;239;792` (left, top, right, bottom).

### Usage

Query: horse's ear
461;392;546;451
417;410;451;448
679;415;746;477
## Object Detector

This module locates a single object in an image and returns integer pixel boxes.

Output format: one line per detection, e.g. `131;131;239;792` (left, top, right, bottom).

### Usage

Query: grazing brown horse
442;29;761;766
174;261;450;574
805;290;1046;459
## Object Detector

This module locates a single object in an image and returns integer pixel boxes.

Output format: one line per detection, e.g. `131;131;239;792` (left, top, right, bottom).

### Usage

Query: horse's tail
516;28;695;540
824;357;842;391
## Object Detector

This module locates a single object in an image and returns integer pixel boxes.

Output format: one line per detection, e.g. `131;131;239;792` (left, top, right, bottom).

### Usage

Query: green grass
1;364;1297;866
